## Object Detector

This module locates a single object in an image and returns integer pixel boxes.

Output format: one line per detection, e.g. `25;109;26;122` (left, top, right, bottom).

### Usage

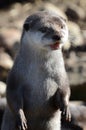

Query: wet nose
52;35;61;41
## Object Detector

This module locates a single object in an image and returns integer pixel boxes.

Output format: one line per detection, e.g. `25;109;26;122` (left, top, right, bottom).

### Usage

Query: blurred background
0;0;86;130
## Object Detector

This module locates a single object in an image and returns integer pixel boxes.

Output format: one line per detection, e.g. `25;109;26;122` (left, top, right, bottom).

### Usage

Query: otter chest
26;60;62;100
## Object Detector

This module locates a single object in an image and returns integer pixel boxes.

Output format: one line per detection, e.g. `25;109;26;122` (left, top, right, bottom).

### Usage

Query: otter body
1;11;71;130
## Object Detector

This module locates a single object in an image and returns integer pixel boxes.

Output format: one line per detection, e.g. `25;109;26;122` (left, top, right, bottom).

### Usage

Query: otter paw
19;118;27;130
62;106;71;121
16;113;27;130
16;117;27;130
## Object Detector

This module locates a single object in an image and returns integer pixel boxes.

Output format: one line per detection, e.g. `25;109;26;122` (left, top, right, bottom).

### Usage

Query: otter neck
20;43;64;65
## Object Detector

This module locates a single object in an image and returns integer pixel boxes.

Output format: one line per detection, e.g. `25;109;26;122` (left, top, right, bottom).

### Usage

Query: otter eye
24;23;30;31
39;27;48;33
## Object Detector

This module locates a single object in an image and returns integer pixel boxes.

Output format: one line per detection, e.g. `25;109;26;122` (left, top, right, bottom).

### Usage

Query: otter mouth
50;42;60;50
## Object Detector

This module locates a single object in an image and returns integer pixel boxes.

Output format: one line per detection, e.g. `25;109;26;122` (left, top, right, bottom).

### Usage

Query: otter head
22;11;68;51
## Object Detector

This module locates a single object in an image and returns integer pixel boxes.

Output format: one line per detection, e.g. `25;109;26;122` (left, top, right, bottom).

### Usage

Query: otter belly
27;110;61;130
23;76;58;114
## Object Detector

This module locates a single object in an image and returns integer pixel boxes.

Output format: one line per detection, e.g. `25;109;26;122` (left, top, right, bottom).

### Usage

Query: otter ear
23;22;30;31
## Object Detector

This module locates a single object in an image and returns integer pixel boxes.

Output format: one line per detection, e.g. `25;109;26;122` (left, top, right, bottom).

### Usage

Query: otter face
22;11;68;50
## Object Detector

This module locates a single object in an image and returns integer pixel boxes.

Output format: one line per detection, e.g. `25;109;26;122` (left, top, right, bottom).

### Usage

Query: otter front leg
7;96;27;130
55;88;71;121
7;98;27;130
6;85;27;130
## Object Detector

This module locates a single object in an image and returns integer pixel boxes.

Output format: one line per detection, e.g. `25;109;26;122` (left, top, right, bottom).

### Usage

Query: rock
9;3;22;18
66;52;86;86
68;21;84;47
0;28;20;57
62;101;86;130
41;2;67;20
61;20;84;51
0;81;6;97
0;97;7;130
69;102;86;130
0;50;13;81
0;97;6;110
82;30;86;44
65;3;86;21
63;41;71;50
64;51;86;101
0;51;13;69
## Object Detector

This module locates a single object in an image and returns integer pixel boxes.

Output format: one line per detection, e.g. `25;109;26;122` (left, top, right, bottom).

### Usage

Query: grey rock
65;3;86;21
0;51;13;69
0;81;6;97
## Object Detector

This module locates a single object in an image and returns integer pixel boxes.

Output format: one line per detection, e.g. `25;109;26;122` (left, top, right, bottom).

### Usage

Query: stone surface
62;101;86;130
0;51;13;69
0;81;6;97
0;28;20;57
0;50;13;81
65;3;86;21
68;21;84;47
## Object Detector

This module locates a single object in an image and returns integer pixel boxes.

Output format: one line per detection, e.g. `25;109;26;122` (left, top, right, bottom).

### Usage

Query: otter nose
52;35;61;41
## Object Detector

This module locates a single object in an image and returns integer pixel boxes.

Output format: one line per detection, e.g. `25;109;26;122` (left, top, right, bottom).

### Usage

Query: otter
1;11;71;130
